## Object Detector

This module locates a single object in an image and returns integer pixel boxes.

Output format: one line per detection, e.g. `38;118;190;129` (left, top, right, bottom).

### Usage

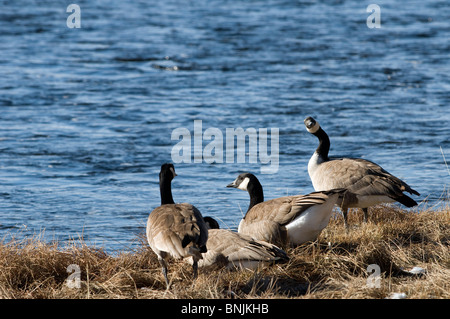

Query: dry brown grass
0;205;448;299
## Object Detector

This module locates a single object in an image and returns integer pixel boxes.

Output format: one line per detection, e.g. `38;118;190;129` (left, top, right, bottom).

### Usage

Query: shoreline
0;206;448;299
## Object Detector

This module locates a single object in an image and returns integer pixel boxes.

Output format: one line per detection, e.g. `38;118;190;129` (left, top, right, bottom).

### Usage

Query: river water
0;0;448;251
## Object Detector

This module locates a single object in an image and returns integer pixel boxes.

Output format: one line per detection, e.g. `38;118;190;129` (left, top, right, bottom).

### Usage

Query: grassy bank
0;205;448;299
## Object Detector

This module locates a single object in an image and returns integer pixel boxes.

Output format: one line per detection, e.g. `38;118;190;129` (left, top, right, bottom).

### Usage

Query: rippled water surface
0;0;449;251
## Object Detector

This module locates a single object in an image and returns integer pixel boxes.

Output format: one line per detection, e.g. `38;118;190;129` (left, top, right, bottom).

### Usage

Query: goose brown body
228;173;345;247
191;217;289;270
146;163;208;288
304;116;420;226
147;203;207;261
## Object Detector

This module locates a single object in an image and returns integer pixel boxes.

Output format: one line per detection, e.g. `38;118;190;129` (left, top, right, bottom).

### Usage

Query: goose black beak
226;182;237;188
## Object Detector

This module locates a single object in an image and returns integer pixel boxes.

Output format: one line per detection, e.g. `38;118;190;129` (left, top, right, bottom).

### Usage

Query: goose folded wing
276;192;330;225
149;204;207;259
239;219;287;246
320;158;419;196
206;229;287;265
341;159;420;197
225;232;287;263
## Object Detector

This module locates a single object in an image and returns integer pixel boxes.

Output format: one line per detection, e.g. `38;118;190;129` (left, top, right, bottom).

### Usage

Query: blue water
0;0;449;252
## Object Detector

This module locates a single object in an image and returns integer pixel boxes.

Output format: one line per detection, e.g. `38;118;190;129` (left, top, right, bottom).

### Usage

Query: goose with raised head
227;173;346;247
187;216;289;270
304;116;420;227
146;163;208;288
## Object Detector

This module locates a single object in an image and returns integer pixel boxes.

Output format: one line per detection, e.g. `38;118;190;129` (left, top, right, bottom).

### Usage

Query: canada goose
227;173;346;247
304;116;420;227
146;163;208;288
187;216;288;270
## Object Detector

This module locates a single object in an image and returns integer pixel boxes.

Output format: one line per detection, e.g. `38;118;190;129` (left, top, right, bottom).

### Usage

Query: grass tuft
0;205;448;299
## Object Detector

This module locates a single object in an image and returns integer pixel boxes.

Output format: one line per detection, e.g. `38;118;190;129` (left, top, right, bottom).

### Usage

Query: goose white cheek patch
307;122;320;134
238;177;250;191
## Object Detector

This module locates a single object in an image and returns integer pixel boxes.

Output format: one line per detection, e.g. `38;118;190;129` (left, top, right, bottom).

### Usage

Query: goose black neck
246;178;264;213
314;127;330;161
160;177;175;205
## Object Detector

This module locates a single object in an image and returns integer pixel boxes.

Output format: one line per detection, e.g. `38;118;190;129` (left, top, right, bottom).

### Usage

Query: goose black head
203;216;220;230
226;172;256;191
159;163;177;181
227;172;264;210
304;116;320;134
